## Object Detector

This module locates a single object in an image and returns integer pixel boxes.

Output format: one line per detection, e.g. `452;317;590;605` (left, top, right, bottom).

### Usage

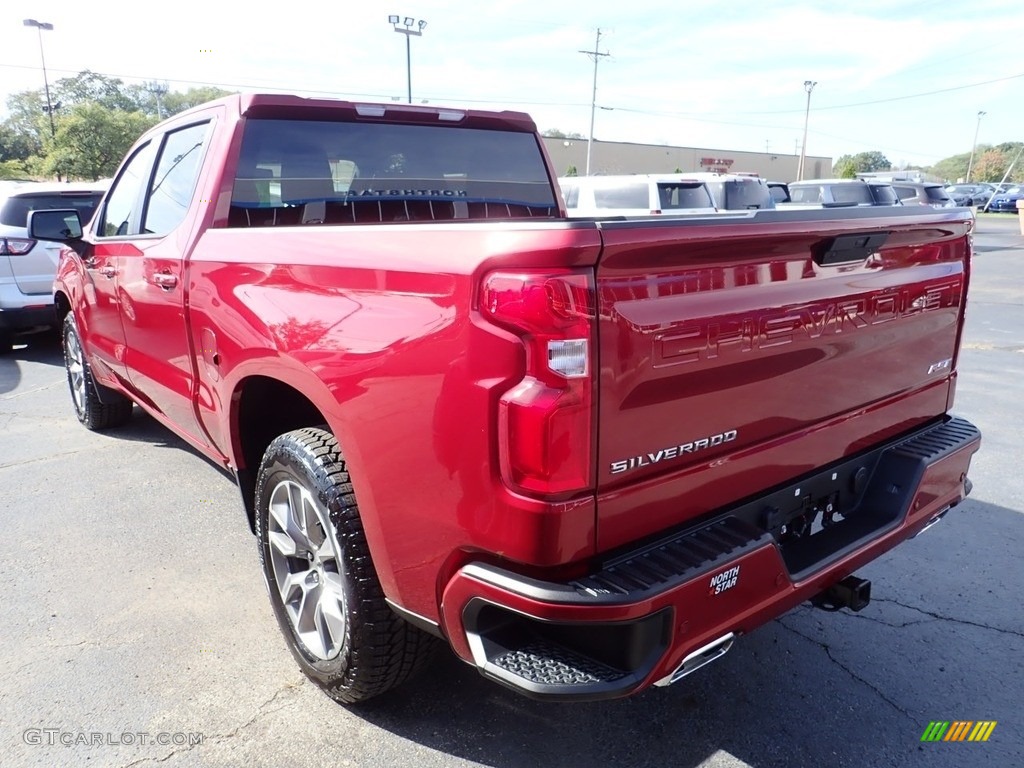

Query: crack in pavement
0;381;64;400
776;617;915;721
0;448;96;471
872;597;1024;639
4;636;139;685
837;611;937;630
119;678;307;768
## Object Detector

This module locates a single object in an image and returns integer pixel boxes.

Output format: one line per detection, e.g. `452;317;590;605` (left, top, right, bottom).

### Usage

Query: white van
557;174;716;217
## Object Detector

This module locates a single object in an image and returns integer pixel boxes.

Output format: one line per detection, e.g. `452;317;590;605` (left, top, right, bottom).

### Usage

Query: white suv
0;181;109;351
557;174;716;217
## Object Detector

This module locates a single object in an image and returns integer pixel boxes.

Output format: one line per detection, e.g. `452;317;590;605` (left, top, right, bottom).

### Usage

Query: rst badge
709;566;740;596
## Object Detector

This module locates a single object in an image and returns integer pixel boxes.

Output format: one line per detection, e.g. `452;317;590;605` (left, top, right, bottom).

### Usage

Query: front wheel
62;314;133;430
255;427;438;704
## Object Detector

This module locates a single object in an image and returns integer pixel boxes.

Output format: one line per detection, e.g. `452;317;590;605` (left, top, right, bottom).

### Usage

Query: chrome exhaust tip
913;508;948;538
654;632;736;687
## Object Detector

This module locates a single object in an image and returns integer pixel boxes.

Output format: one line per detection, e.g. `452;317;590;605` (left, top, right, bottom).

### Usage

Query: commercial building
542;137;832;183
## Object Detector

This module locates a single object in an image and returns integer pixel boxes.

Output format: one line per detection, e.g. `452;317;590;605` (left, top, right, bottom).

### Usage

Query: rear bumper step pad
440;415;980;699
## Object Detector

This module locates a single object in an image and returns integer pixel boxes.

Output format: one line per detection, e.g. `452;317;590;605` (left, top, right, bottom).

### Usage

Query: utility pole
965;110;986;183
797;80;817;181
580;29;610;176
145;80;170;119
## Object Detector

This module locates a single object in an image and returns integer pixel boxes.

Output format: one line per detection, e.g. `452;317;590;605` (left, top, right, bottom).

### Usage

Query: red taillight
0;238;36;256
481;270;596;496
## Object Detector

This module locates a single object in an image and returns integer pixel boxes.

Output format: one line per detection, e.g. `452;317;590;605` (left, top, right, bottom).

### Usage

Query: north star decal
708;566;740;595
610;429;737;475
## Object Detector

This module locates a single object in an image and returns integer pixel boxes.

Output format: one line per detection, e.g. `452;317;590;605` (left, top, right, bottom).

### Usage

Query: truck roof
170;93;541;133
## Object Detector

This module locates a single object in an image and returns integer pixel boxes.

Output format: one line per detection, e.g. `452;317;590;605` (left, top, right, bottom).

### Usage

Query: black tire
255;427;438;704
62;314;133;430
0;332;12;355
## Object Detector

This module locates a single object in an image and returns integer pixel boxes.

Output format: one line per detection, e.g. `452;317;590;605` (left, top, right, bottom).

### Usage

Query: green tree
1;91;48;160
543;129;586;139
834;151;891;173
0;123;39;164
930;150;976;183
833;158;857;178
40;103;158;180
564;165;578;176
970;148;1010;183
163;87;234;116
52;70;148;112
0;159;31;179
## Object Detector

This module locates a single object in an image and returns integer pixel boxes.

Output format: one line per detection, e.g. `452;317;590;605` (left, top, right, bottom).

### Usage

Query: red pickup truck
36;94;980;704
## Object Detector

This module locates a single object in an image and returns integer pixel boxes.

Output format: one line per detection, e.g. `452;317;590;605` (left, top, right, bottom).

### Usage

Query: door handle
152;272;178;289
99;266;116;278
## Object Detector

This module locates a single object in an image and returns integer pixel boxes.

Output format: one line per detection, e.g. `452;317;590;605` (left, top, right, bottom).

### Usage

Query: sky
3;0;1023;168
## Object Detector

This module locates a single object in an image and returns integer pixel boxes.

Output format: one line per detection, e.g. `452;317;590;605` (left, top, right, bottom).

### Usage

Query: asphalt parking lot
1;215;1022;768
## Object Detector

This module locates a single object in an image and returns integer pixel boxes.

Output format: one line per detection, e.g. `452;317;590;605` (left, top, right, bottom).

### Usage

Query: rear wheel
62;314;133;430
0;332;12;354
255;427;438;704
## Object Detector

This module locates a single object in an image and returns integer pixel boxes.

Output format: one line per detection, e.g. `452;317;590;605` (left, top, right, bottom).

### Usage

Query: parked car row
783;178;902;208
557;174;717;217
945;183;993;207
557;172;776;217
0;180;110;352
985;184;1024;213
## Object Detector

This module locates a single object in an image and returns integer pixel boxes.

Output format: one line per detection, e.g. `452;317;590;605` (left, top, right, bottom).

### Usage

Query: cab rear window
229;119;558;226
721;180;772;209
657;182;713;209
0;192;104;228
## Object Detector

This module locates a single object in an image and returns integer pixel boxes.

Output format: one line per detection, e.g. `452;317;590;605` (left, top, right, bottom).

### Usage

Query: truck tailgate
594;209;973;551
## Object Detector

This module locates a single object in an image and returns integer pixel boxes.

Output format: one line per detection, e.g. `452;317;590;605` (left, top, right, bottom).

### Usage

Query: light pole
797;80;816;181
965;110;986;183
389;15;427;104
23;18;56;139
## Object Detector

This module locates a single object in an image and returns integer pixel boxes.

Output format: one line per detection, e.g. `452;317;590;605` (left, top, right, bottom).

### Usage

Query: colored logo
921;721;996;742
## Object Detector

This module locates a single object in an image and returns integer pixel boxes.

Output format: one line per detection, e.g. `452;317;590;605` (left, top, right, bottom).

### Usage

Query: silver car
891;182;956;208
0;181;109;351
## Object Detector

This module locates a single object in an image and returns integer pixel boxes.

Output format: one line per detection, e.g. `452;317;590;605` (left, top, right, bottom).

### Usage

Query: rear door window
870;185;899;205
789;186;822;204
831;184;872;205
143;122;212;236
724;180;771;209
592;181;649;209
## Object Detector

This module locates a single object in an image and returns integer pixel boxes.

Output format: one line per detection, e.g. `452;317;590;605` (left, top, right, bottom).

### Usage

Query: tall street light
797;80;816;181
23;18;57;138
389;15;427;104
965;110;986;183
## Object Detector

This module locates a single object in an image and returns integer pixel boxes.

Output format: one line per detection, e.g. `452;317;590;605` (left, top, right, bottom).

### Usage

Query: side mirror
27;208;83;241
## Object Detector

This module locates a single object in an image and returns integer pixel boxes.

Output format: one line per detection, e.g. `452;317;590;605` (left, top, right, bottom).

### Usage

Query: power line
0;62;591;110
708;71;1024;116
4;59;1020;118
